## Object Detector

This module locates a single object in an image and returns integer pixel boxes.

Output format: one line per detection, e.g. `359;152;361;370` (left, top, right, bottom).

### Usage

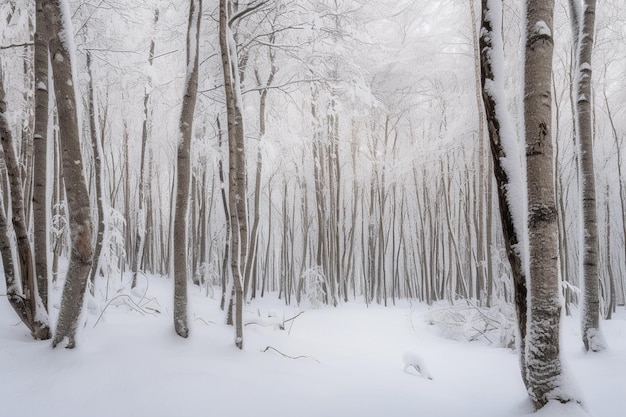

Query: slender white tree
523;0;580;408
173;0;202;338
568;0;606;353
47;0;94;349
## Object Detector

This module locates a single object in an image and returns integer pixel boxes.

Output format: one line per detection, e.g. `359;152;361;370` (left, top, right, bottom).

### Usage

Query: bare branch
229;0;269;26
262;346;320;362
0;42;34;50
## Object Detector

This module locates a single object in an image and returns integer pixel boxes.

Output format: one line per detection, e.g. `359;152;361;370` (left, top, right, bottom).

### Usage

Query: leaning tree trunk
0;64;51;340
173;0;202;339
523;0;580;408
47;0;94;349
569;0;605;352
477;0;528;389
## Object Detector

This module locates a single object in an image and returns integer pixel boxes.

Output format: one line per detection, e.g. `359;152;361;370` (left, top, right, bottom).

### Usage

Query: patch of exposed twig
92;294;157;328
262;346;319;363
284;311;304;334
194;317;215;326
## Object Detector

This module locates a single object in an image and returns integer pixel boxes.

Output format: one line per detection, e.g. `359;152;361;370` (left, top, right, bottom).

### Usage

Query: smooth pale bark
173;0;202;338
569;0;605;352
47;0;94;349
33;0;50;311
0;64;51;340
220;0;248;349
524;0;579;407
478;0;528;389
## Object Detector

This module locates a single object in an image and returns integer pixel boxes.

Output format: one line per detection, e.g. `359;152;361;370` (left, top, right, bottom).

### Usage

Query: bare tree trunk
0;65;51;340
524;0;579;407
51;122;64;284
173;0;202;338
47;0;94;349
132;8;159;288
478;0;527;389
217;116;230;311
20;41;35;226
220;0;251;349
86;51;106;296
604;186;615;319
33;0;51;311
569;0;605;352
603;88;626;310
245;44;276;299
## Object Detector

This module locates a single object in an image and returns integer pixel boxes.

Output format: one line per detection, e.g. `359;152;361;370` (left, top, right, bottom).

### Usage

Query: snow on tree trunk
523;0;580;408
220;0;251;350
478;0;528;390
569;0;606;353
47;0;94;349
173;0;202;339
0;64;51;340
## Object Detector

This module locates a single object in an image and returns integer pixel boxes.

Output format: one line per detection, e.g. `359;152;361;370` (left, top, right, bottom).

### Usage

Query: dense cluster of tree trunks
0;1;622;409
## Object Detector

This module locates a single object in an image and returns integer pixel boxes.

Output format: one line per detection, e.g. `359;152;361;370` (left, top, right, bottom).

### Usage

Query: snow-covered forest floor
1;274;624;417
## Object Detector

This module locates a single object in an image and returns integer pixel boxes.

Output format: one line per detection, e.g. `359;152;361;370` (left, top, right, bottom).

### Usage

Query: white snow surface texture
1;274;624;417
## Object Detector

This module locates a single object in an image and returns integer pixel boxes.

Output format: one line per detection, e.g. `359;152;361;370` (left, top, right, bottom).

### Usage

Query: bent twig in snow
262;346;319;363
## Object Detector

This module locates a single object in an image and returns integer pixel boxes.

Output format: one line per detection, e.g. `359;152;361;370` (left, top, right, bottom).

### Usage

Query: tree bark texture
524;0;577;407
86;51;106;296
173;0;202;339
478;0;528;389
47;0;94;349
569;0;605;352
0;65;51;340
220;0;248;349
33;0;51;311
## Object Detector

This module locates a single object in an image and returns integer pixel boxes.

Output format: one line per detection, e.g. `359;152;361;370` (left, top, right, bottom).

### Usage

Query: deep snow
1;274;624;417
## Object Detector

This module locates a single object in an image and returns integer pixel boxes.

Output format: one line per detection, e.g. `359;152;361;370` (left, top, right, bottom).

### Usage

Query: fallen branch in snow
194;317;215;326
244;318;282;329
283;311;304;324
424;301;516;348
262;346;319;363
283;311;304;334
92;294;157;328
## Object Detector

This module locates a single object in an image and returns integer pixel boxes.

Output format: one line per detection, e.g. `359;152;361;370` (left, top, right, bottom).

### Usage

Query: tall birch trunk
48;0;94;349
523;0;579;407
220;0;249;349
173;0;202;338
569;0;605;352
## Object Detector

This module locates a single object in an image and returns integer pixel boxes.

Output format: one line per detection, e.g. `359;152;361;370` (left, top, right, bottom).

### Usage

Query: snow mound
526;401;591;417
